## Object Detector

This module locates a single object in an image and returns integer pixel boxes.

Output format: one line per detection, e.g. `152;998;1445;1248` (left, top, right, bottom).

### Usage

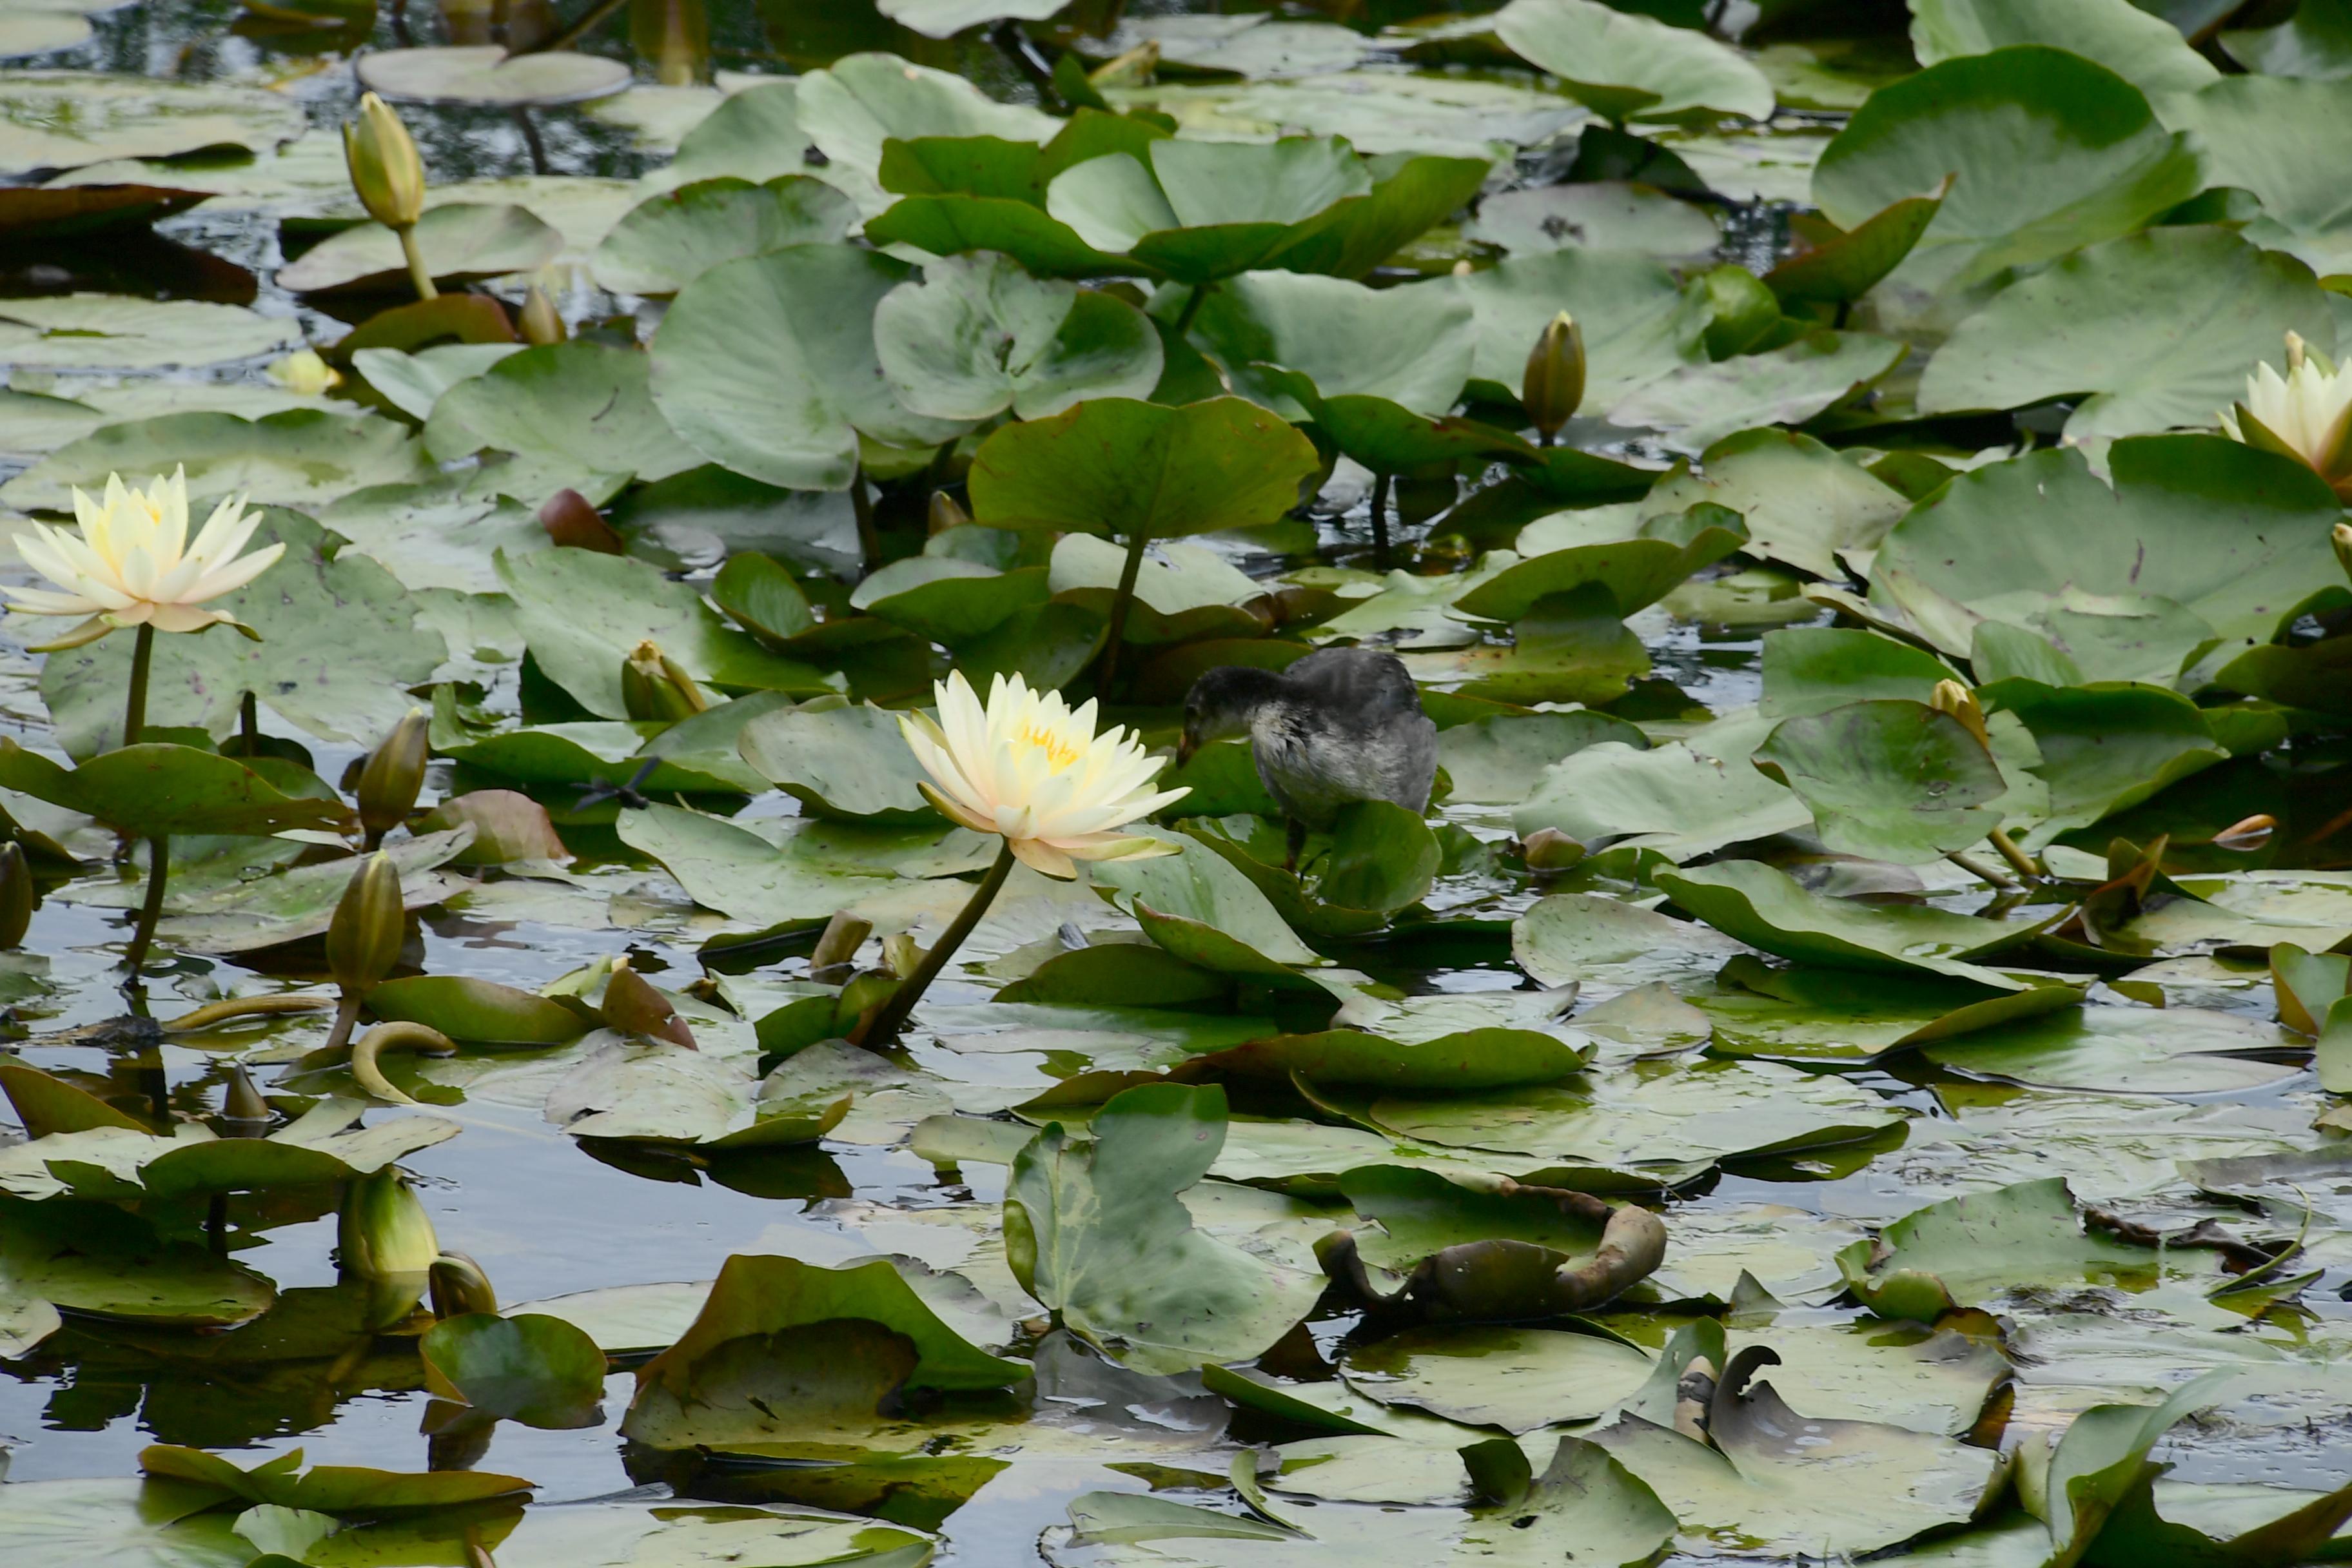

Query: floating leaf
0;293;300;370
0;72;305;173
420;1312;608;1428
425;340;703;485
874;251;1162;422
0;408;431;515
355;45;631;106
591;175;859;296
1658;859;2045;985
277;202;564;293
1494;0;1775;122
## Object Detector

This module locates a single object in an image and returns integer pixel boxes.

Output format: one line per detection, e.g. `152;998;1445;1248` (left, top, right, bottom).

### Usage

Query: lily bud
326;852;405;994
620;640;710;723
520;283;567;346
429;1251;498;1318
602;961;697;1049
342;92;426;230
1522;827;1585;871
1522;311;1586;442
0;842;30;950
338;1166;440;1280
2335;521;2351;582
928;490;971;535
1929;679;1990;749
809;911;873;977
222;1062;271;1128
2212;814;2276;853
357;709;428;847
539;487;625;554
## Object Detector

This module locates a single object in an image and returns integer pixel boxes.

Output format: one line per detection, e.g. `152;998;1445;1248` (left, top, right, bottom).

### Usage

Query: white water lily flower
5;467;284;649
899;671;1188;879
2219;332;2352;498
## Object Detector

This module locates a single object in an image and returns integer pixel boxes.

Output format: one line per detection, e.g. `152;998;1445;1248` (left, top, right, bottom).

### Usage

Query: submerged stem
1097;529;1150;701
858;841;1017;1046
124;834;169;975
396;222;438;302
123;622;154;747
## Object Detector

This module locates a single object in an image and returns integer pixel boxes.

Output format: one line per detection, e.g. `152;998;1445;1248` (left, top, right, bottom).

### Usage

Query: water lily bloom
5;467;283;649
2219;333;2352;498
899;671;1188;879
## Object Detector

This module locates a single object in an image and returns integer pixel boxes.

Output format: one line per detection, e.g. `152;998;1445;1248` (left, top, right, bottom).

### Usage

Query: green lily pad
1657;859;2044;985
874;251;1162;423
736;701;941;825
546;1038;851;1149
1916;227;2337;442
1453;247;1710;408
1611;328;1906;453
346;345;524;428
421;1311;608;1429
1183;1022;1591;1092
1435;710;1646;805
1763;184;1949;311
1836;1177;2220;1321
970;394;1321;542
1494;0;1776;122
0;407;431;514
1981;679;2231;843
1458;504;1749;622
355;44;631;106
1191;270;1473;416
591;175;859;296
649;242;970;492
2168;75;2352;275
277;202;564;293
1006;1083;1324;1375
0;72;305;173
0;292;301;369
0;1196;275;1325
1919;1003;2300;1094
1465;181;1721;261
0;1477;253;1567
1867;437;2350;659
1752;699;2009;864
1341;1323;1654;1432
1811;46;2206;296
618;801;977;927
796;51;1057;209
140;1443;533;1514
875;0;1068;37
0;740;349;839
1513;891;1751;994
2222;0;2352;77
1636;429;1910;581
496;547;834;718
1513;713;1814;861
1088;832;1324;975
423;340;701;487
1692;960;2084;1064
1909;0;2220;99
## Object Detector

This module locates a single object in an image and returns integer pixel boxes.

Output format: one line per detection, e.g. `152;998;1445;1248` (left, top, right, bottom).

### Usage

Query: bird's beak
1174;732;1198;769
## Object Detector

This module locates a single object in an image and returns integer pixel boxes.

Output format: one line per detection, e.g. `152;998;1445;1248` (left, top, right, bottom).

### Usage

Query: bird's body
1179;649;1437;866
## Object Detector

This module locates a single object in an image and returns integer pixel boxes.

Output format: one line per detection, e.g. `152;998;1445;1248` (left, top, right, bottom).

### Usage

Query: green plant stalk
122;622;154;747
850;466;880;575
239;691;259;756
395;221;438;302
324;992;364;1059
858;840;1017;1046
1097;528;1150;701
1369;471;1393;572
1173;282;1213;335
124;834;168;975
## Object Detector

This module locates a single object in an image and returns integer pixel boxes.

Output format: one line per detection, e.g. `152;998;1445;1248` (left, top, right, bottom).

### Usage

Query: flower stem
850;466;880;575
396;222;438;302
1369;471;1393;572
858;841;1016;1046
123;623;154;747
124;834;168;975
1097;529;1150;701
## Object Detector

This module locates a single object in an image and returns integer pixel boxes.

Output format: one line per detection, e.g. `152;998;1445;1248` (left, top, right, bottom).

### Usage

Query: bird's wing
1285;647;1426;731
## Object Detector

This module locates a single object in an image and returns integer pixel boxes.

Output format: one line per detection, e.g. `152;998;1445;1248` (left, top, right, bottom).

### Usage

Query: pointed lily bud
326;852;405;994
602;961;696;1049
539;487;625;554
809;911;873;977
1522;827;1585;871
1929;679;1990;749
2335;521;2352;582
338;1166;439;1280
520;283;567;346
620;640;710;723
222;1062;271;1128
0;842;30;950
2211;814;2276;853
429;1251;498;1318
1522;311;1586;442
343;92;426;230
928;490;971;535
357;709;428;847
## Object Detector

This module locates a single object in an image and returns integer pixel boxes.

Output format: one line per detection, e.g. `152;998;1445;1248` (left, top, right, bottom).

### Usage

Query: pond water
4;1;2352;1565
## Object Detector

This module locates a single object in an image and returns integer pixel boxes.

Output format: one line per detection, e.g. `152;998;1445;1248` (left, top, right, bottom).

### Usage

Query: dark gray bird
1177;647;1438;870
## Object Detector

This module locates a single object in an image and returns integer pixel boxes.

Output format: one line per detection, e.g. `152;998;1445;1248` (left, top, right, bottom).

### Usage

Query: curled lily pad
140;1443;533;1514
356;46;631;106
368;975;589;1045
1087;832;1324;976
1457;504;1749;622
420;1311;608;1428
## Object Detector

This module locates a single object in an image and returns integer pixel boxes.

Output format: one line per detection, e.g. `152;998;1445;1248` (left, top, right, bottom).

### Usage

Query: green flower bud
356;709;428;847
1521;311;1586;442
429;1250;498;1318
928;490;972;535
222;1062;271;1128
520;282;567;346
2335;520;2352;582
342;92;426;230
326;852;406;994
1522;827;1585;871
0;841;31;950
620;640;710;723
338;1166;439;1280
1929;679;1990;749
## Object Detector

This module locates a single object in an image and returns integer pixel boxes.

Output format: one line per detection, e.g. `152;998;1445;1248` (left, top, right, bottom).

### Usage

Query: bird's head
1177;665;1286;767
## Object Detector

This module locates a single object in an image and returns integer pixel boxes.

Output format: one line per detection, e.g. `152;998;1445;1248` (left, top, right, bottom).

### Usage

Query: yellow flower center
1017;720;1083;773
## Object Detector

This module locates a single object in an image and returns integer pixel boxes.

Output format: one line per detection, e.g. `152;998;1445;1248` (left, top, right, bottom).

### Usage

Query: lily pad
1190;270;1473;416
0;72;305;173
420;1312;608;1428
1494;0;1776;122
649;242;969;492
1611;328;1906;454
277;202;564;293
425;340;703;485
0;408;431;515
874;251;1163;422
1341;1324;1654;1432
0;741;350;838
1910;0;2220;99
1658;859;2044;985
0;293;301;370
0;1197;275;1325
591;175;859;296
1753;699;2009;864
1006;1084;1324;1375
1453;247;1710;407
1465;181;1721;261
367;975;590;1046
355;45;632;106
